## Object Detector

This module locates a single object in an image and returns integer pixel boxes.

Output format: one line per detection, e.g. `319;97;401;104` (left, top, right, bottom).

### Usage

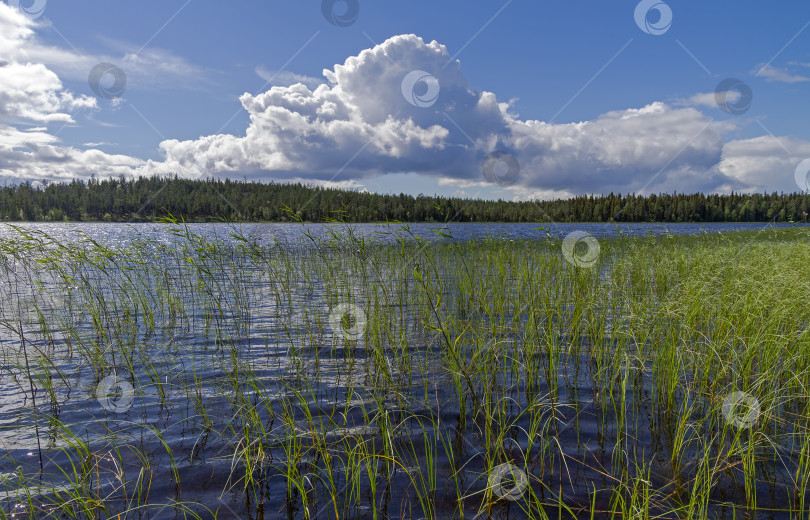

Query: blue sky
2;1;810;199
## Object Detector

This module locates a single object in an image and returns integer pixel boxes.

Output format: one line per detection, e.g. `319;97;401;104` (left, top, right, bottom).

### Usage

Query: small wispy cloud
753;63;810;83
254;66;324;89
19;33;213;92
675;91;741;109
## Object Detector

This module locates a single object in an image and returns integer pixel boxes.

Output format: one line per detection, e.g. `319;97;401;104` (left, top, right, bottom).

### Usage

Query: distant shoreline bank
3;176;808;224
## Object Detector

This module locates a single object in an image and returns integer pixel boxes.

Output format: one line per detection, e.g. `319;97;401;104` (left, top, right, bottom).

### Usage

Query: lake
0;222;807;519
0;221;802;246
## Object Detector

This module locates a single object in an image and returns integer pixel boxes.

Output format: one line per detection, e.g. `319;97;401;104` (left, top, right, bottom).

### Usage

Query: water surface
0;221;802;247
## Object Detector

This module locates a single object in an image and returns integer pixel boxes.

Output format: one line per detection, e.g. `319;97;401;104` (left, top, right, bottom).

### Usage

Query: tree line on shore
2;176;809;223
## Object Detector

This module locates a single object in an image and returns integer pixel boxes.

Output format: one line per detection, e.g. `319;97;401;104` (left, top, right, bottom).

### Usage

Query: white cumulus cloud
719;136;810;193
140;34;755;194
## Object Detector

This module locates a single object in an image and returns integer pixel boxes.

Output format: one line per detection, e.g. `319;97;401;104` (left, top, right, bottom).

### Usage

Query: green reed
0;222;808;519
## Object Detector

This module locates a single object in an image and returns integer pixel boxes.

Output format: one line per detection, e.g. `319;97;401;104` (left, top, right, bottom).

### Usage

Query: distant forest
2;176;810;223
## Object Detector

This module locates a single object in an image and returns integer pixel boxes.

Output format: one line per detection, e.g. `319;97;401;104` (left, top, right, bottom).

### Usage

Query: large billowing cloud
141;33;805;195
1;0;807;196
142;35;479;181
144;35;711;189
509;103;734;194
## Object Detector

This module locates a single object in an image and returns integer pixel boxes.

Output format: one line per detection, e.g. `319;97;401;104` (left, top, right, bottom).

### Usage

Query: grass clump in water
0;222;807;519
